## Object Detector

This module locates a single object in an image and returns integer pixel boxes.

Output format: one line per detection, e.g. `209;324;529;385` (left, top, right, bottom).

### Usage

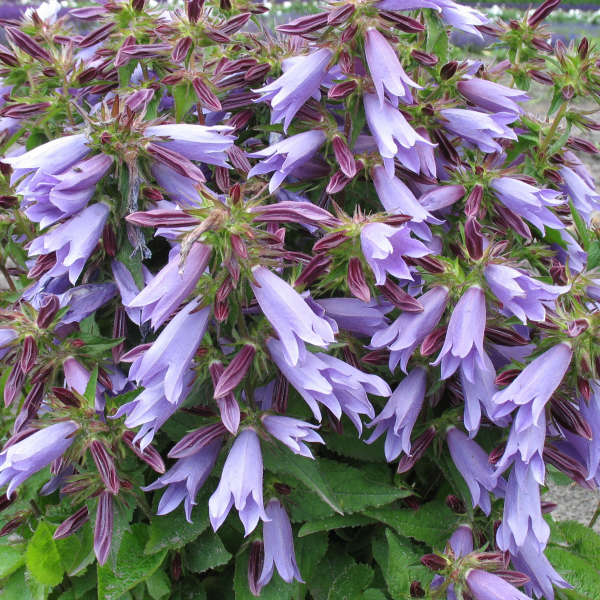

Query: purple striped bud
19;336;38;375
421;554;447;571
295;254;331;288
348;257;370;303
465;185;483;217
485;327;529;346
146;143;206;183
94;492;113;566
465;216;484;260
89;441;120;495
0;517;24;537
397;427;436;473
172;36;192;62
411;49;438;66
326;171;352;194
0;103;51;118
332;136;356;178
327;4;354;25
273;374;289;414
220;13;251;35
6;27;52;62
13;381;45;433
380;11;425;32
0;44;18;67
248;540;264;597
252;202;339;228
410;581;426;597
361;349;390;366
328;80;358;100
276;12;329;34
495;570;530;587
494;369;520;386
53;506;89;540
440;61;459;79
0;493;16;512
529;69;554;85
496;205;531;239
4;364;24;407
79;22;116;48
122;431;165;473
544;445;592;488
115;43;171;67
379;278;424;312
187;0;203;23
213;345;256;399
566;136;598;154
168;423;228;459
419;326;446;357
112;306;126;364
244;64;271;84
52;387;80;408
126;210;200;228
528;0;561;27
192;78;222;111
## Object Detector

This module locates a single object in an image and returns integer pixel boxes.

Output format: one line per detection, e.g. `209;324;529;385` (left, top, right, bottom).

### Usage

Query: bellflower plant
1;0;600;597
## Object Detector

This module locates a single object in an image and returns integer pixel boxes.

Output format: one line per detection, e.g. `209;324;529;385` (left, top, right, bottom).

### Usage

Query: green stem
539;102;568;157
589;499;600;528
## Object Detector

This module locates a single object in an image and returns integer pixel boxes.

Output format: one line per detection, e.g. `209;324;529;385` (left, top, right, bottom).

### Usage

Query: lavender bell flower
449;524;474;557
510;532;572;599
496;459;549;554
364;93;435;176
447;427;501;516
484;264;569;324
365;367;426;461
254;48;332;132
111;259;153;324
0;421;79;497
364;28;421;106
251;266;336;366
360;223;431;285
151;162;203;207
316;297;391;337
433;0;489;36
261;415;324;459
0;328;17;360
144;124;235;167
579;384;600;481
371;286;449;372
267;337;391;433
465;568;531;600
560;165;600;225
247;130;326;193
127;243;211;329
127;299;211;404
439;109;517;154
257;499;303;590
19;154;113;228
3;134;90;184
142;439;221;522
57;283;117;325
491;177;564;234
209;428;268;535
432;286;487;381
457;79;529;116
28;203;110;284
555;230;587;273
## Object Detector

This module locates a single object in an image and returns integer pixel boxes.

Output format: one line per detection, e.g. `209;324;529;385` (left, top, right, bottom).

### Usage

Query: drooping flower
449;524;474;557
432;286;487;381
316;297;391;337
560;165;600;225
268;337;391;433
247;130;326;193
127;243;211;329
208;428;268;535
18;154;113;228
251;266;336;366
364;28;421;106
28;203;110;284
257;499;304;590
365;367;426;461
440;109;517;154
496;459;549;554
261;415;324;459
127;299;211;404
360;223;431;285
111;259;153;324
56;283;117;325
142;439;221;522
434;0;489;36
579;383;600;481
457;79;529;116
0;328;17;360
151;162;203;207
484;264;569;324
370;286;449;372
143;124;235;167
0;421;79;497
465;568;532;600
491;177;564;234
364;93;436;176
447;427;502;516
254;48;332;132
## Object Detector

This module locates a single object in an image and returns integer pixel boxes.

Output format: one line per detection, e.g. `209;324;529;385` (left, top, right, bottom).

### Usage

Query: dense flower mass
0;0;599;597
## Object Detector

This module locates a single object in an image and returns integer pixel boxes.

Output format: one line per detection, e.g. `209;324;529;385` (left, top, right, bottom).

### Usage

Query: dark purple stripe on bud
37;294;59;328
528;0;562;28
332;136;356;178
227;110;253;133
445;494;466;513
126;209;200;228
54;506;89;540
326;171;352;194
532;38;554;54
168;423;227;458
251;201;339;228
146;143;206;183
215;166;230;192
348;257;370;303
567;136;598;154
0;44;19;67
543;445;593;488
465;184;483;217
20;336;38;374
410;581;426;597
276;12;329;34
89;440;120;495
341;23;358;43
420;326;446;356
80;22;116;48
172;36;192;62
122;431;165;473
411;49;438;66
485;326;529;346
220;13;251;35
528;69;553;85
465;216;484;260
0;517;24;537
380;11;425;32
496;205;531;239
440;61;459;80
13;381;45;433
380;278;423;312
6;27;52;62
361;349;390;366
407;255;446;274
550;397;592;439
0;493;16;512
0;103;51;118
273;374;288;413
328;79;357;100
495;570;531;587
28;253;57;279
192;78;222;111
244;63;271;84
187;0;203;23
4;364;24;407
94;492;113;566
397;427;436;473
295;254;331;288
228;146;251;173
248;540;264;597
420;554;447;571
213;345;255;399
328;4;355;25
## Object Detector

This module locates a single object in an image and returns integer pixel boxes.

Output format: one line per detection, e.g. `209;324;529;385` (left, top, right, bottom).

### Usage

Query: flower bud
295;254;331;288
54;506;89;540
94;492;113;565
397;427;436;473
273;374;289;414
440;61;459;79
171;35;192;61
20;336;38;374
550;396;592;439
445;494;466;513
380;278;423;312
411;49;438;66
420;553;447;571
276;12;329;34
465;216;484;260
494;369;521;386
187;0;203;23
420;326;446;357
89;440;120;495
168;423;227;459
328;3;354;25
0;516;25;537
332;136;356;178
248;540;265;597
328;80;357;100
361;349;390;366
326;171;352;194
122;431;165;473
495;570;530;587
4;364;24;407
410;581;426;597
213;345;256;399
192;77;222;111
348;257;370;303
6;27;52;62
380;11;425;32
528;0;562;28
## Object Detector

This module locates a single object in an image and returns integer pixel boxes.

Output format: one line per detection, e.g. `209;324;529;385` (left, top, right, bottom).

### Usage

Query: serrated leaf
554;520;600;561
545;545;600;599
307;541;356;600
184;530;232;574
364;500;458;548
322;430;386;462
363;590;387;600
1;567;42;600
570;200;591;252
425;10;448;65
145;569;171;600
145;485;212;554
0;542;25;578
25;521;65;586
97;524;167;600
83;366;98;409
173;82;196;122
298;513;376;537
588;241;600;270
326;563;374;600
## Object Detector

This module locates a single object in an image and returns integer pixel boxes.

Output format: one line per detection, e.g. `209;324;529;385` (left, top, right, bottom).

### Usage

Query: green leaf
569;200;591;252
363;590;387;600
83;366;98;409
97;524;167;600
0;542;25;579
25;521;65;586
173;82;196;122
554;520;600;561
145;485;212;554
184;530;232;574
295;531;329;586
115;239;145;290
1;567;46;600
326;563;374;600
588;241;600;270
322;429;386;462
545;545;600;600
364;500;458;549
262;443;343;515
298;514;376;537
306;541;356;600
145;569;171;600
425;10;448;65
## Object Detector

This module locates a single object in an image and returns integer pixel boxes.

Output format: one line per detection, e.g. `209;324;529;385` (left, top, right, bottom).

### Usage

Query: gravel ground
546;484;600;532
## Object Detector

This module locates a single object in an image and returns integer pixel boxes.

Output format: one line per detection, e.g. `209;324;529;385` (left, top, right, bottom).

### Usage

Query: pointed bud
172;36;192;62
54;506;89;540
411;49;438;66
361;349;390;366
326;171;352;194
276;12;329;34
13;381;45;433
578;37;589;59
496;205;531;239
332;136;356;178
20;336;38;374
102;224;116;257
227;109;253;133
380;278;424;312
550;396;592;439
410;581;426;597
567;318;589;337
0;44;19;67
192;77;222;111
187;0;203;23
28;253;57;279
89;441;120;495
273;374;289;414
347;257;370;302
528;0;562;27
168;423;227;459
328;80;357;100
341;24;358;43
485;327;529;346
465;216;484;260
495;570;531;587
295;255;331;288
421;554;448;571
6;27;52;62
465;185;483;217
52;387;81;407
4;364;24;407
541;501;558;513
380;11;425;32
94;492;113;566
397;427;436;473
445;494;466;513
420;326;446;357
122;431;165;473
0;493;17;512
248;540;265;597
0;517;25;537
543;445;592;488
440;61;459;79
146;143;205;183
213;346;255;399
0;103;51;118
